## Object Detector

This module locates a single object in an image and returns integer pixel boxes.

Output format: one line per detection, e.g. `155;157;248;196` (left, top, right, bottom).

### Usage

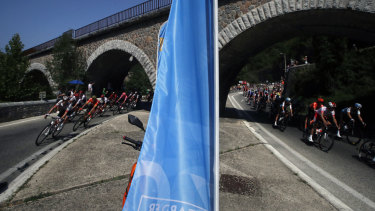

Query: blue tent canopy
68;80;84;85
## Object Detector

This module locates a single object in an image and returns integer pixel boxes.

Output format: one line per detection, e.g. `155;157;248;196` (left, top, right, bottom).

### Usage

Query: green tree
46;32;86;91
124;64;152;95
0;34;29;101
20;70;54;101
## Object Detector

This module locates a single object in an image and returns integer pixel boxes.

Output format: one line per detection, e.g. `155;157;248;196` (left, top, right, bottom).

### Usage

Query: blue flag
123;0;218;210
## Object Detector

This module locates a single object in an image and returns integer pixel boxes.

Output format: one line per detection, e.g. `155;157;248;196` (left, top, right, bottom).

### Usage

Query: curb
0;114;127;204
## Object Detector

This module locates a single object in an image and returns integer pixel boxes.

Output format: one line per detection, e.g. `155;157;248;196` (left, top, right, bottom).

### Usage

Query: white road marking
0;140;63;182
0;115;121;203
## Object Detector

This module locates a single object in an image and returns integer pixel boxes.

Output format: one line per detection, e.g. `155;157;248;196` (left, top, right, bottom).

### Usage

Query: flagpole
213;0;220;210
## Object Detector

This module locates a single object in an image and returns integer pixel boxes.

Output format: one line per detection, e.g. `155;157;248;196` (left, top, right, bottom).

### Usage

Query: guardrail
24;0;172;55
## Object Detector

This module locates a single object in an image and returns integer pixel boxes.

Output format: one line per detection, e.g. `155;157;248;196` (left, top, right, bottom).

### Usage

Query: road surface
229;91;375;211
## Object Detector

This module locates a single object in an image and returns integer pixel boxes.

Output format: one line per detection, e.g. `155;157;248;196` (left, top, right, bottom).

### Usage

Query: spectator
88;82;94;97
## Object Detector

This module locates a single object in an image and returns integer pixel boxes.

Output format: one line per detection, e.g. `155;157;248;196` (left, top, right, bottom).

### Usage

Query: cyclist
108;91;118;103
340;103;366;139
98;94;109;112
116;91;128;109
274;97;293;126
326;102;341;138
44;93;73;129
79;95;100;119
307;101;340;142
304;98;324;132
340;103;366;127
72;91;86;108
271;93;283;118
133;91;141;108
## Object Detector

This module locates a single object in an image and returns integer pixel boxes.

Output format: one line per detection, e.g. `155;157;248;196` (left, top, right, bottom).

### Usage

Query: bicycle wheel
73;116;85;131
52;122;64;138
118;104;124;114
109;102;115;111
358;140;374;161
100;106;108;117
318;132;334;152
84;116;92;128
113;104;120;115
345;131;361;145
279;118;287;132
302;129;309;141
35;124;52;146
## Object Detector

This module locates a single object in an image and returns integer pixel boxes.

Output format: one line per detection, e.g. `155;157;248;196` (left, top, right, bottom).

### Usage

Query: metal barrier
26;0;172;54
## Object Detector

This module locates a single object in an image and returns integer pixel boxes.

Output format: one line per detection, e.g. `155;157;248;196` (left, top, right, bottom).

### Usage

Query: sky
0;0;147;51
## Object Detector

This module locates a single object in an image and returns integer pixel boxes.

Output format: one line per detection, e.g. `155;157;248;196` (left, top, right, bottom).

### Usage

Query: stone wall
78;14;168;70
0;100;56;123
218;0;272;31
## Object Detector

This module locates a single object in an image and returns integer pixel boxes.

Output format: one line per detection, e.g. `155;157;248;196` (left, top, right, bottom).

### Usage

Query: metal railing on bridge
75;0;171;38
25;0;172;55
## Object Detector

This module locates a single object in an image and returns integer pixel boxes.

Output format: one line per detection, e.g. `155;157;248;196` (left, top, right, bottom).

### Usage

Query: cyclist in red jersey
304;98;324;131
307;101;340;142
108;91;118;102
79;95;99;118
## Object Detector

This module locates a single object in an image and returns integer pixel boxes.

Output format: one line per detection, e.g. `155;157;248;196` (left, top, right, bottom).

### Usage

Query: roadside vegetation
124;63;153;95
46;31;86;92
0;34;30;101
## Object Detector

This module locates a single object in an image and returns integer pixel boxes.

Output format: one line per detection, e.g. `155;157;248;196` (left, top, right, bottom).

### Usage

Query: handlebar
122;136;142;150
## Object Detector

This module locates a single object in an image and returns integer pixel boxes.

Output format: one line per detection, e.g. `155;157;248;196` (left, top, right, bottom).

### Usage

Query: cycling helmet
328;102;336;108
63;95;69;101
317;98;324;103
285;97;291;102
354;103;362;109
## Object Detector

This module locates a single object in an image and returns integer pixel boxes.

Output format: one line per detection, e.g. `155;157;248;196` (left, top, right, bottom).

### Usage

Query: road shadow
351;155;375;169
0;182;8;194
221;105;274;125
37;137;58;146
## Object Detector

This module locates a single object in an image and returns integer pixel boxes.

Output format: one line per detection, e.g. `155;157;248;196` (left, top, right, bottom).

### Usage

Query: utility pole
280;53;287;97
280;53;286;79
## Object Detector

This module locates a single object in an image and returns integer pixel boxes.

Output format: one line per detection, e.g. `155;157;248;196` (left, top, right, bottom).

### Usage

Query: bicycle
73;110;95;131
94;102;108;117
302;123;334;152
35;116;62;146
256;98;267;112
341;120;361;145
113;101;124;115
113;101;131;115
358;139;375;165
275;111;291;132
108;98;117;111
67;106;82;121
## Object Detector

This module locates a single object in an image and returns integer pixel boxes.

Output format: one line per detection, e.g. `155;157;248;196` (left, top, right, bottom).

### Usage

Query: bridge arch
86;40;156;93
26;63;57;89
218;0;375;111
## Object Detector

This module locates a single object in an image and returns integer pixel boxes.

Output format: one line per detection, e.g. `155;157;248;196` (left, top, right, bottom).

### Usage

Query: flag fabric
157;21;167;69
123;0;218;210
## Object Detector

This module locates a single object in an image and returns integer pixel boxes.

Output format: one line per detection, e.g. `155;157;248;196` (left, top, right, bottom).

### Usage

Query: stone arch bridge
26;0;375;112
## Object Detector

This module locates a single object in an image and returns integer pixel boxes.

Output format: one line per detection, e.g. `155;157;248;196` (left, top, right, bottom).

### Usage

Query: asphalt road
0;109;121;188
229;91;375;211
